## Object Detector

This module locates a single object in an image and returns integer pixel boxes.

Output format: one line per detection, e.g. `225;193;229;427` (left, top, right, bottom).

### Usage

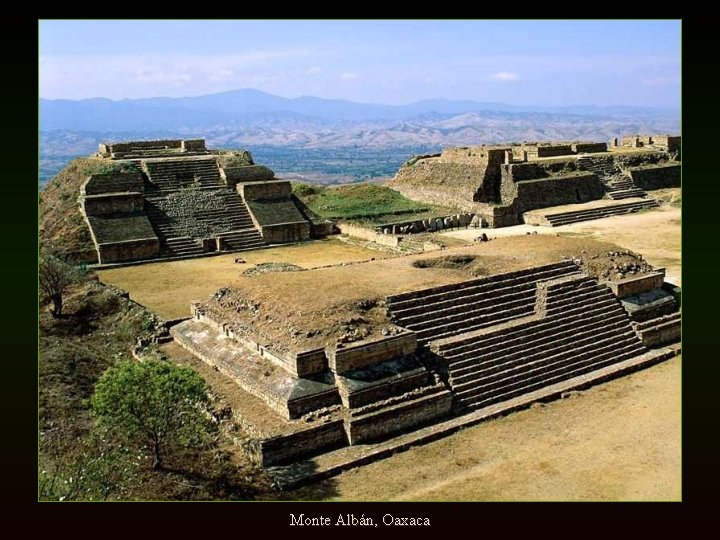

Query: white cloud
40;48;312;99
341;72;360;80
488;71;520;82
306;66;322;75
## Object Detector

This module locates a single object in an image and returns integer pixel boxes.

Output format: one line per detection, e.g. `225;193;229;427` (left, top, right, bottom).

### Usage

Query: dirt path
300;356;680;501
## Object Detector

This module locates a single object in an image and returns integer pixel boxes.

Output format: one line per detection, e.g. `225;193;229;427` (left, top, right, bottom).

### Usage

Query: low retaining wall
238;180;291;200
328;333;417;373
260;221;311;243
83;172;144;195
338;222;401;247
347;391;453;444
627;163;681;189
607;271;665;299
224;166;275;187
97;238;160;264
249;420;348;467
83;192;145;215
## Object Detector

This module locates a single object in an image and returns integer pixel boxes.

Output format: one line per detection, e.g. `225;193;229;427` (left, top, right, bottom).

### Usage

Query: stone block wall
83;172;144;195
500;173;604;213
96;238;160;264
627;163;681;189
529;145;574;158
572;142;608;153
83;193;145;216
181;139;206;152
294;349;329;378
337;222;402;247
340;370;430;409
260;222;311;243
347;391;453;444
607;271;665;299
310;220;336;238
250;420;348;466
103;139;183;154
238;180;291;201
223;165;275;187
328;333;417;374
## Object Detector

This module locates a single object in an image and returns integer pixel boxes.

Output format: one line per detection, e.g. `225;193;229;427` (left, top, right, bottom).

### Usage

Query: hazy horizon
39;20;681;109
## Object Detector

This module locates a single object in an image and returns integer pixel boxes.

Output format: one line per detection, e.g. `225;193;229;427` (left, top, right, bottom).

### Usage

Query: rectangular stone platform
267;346;678;489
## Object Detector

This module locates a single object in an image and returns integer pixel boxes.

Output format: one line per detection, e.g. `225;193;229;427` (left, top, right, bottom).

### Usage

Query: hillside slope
39;157;106;263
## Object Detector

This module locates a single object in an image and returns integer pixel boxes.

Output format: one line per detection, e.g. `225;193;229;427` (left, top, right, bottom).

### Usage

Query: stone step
608;191;647;200
458;344;647;411
455;339;645;406
437;290;621;358
348;384;446;418
450;324;637;390
398;275;596;326
404;292;536;333
448;312;630;376
633;311;681;331
414;303;536;342
543;201;658;226
388;262;579;314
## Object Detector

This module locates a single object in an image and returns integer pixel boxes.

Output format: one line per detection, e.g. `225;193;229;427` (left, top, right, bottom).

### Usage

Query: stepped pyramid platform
81;139;313;265
169;241;679;474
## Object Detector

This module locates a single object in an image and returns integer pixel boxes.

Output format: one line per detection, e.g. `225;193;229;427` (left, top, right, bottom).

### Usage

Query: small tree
91;359;215;470
39;251;82;317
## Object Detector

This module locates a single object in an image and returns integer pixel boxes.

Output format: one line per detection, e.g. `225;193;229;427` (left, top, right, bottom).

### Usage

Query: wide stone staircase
431;273;647;412
606;175;648;200
143;157;223;193
144;188;265;257
387;261;580;344
576;155;650;200
534;199;658;226
576;155;619;178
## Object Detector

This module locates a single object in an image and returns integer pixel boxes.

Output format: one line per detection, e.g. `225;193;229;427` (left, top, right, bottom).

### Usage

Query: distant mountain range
39;88;680;187
40;88;679;132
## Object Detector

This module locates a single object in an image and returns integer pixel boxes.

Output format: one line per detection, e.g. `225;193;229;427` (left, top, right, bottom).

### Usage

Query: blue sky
39;20;681;108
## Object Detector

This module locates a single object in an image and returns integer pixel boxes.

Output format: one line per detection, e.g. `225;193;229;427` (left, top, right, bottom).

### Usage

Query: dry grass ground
98;238;391;319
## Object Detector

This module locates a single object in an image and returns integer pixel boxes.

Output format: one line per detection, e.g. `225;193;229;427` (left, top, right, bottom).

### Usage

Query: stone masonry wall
238;180;291;201
83;172;144;195
97;238;160;264
500;173;604;212
572;142;608;153
251;420;348;466
260;222;311;243
347;391;453;444
224;165;275;187
607;271;665;299
328;333;417;373
627;163;681;189
83;193;146;216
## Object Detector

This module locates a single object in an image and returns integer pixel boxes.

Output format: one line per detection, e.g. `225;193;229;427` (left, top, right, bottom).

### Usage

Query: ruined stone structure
391;135;681;228
170;255;680;470
81;139;315;264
